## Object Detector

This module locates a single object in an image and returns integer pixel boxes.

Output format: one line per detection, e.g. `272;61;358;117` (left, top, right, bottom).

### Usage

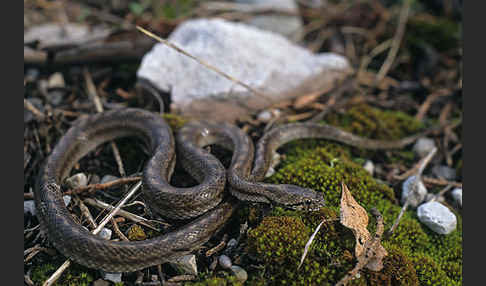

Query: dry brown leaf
340;182;370;257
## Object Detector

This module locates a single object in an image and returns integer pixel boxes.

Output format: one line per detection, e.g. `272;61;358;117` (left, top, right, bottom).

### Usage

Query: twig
375;0;411;83
135;26;271;102
84;68;126;177
42;181;142;286
23;176;141;199
205;234;228;257
298;219;337;269
24;98;46;121
415;89;450;121
76;197;97;229
83;197;163;231
111;217;130;241
422;177;462;188
427;184;454;202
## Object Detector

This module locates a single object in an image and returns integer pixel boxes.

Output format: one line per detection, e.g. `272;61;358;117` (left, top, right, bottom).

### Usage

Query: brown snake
35;108;428;272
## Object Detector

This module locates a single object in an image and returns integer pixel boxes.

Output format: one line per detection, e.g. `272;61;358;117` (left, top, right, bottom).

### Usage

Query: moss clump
246;136;462;285
185;274;243;286
127;224;147;241
365;244;419;286
162;113;189;130
323;104;424;141
31;262;94;286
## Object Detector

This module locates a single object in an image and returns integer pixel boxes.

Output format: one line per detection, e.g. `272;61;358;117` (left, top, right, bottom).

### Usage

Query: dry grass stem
376;0;411;83
24;98;46;121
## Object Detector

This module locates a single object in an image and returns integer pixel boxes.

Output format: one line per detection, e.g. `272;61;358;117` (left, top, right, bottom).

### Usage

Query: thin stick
24;98;46;121
42;181;142;286
24;176;141;199
111;218;130;241
84;68;126;177
135;26;270;102
375;0;411;83
84;197;163;231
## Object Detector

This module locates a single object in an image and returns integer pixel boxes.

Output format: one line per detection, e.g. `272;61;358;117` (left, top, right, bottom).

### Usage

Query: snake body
34;108;424;272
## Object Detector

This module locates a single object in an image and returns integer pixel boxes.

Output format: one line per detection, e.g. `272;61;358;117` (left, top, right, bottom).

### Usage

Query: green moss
162;113;189;130
31;262;94;286
323;104;424;141
246;135;462;285
406;15;461;51
185;274;243;286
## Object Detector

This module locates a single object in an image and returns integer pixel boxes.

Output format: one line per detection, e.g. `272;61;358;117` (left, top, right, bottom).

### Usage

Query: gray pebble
413;137;436;158
97;228;112;240
218;254;232;270
431;165;456;180
451;188;462;207
401;175;427;208
46;90;65;106
63;195;72;207
65;173;88;188
100;271;122;283
92;279;110;286
227;238;238;249
24;200;36;216
417;201;457;234
230;265;248;283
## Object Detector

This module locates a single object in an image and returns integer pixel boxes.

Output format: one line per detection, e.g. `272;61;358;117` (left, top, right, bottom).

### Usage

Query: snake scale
34;108;426;272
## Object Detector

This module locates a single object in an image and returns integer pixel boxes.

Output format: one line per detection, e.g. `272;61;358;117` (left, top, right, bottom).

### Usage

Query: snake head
273;185;325;211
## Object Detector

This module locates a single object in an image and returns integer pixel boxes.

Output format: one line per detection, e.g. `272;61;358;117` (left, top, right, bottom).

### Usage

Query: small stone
47;72;65;89
92;279;110;286
413;137;436;158
257;109;280;123
98;228;112;240
431;165;456;180
63;195;72;207
230;265;248;283
218;255;232;270
100;271;122;283
46;90;65;106
167;254;198;275
101;175;119;184
24;200;36;216
401;175;427;208
363;160;374;176
65;173;88;189
151;274;158;281
227;238;238;249
265;152;281;178
451;188;462;207
417;201;457;234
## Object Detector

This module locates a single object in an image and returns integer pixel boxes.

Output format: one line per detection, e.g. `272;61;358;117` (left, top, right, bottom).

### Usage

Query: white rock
417;201;457;234
451;188;462;207
98;228;112;240
235;0;302;38
47;72;65;89
167;254;198;275
363;160;374;176
413;137;436;158
137;18;352;122
401;175;427;208
24;200;36;216
257;109;280;122
65;173;88;188
100;272;122;283
63;195;72;207
230;265;248;283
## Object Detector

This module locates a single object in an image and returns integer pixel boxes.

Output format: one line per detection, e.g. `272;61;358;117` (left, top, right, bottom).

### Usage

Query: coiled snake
34;108;426;272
